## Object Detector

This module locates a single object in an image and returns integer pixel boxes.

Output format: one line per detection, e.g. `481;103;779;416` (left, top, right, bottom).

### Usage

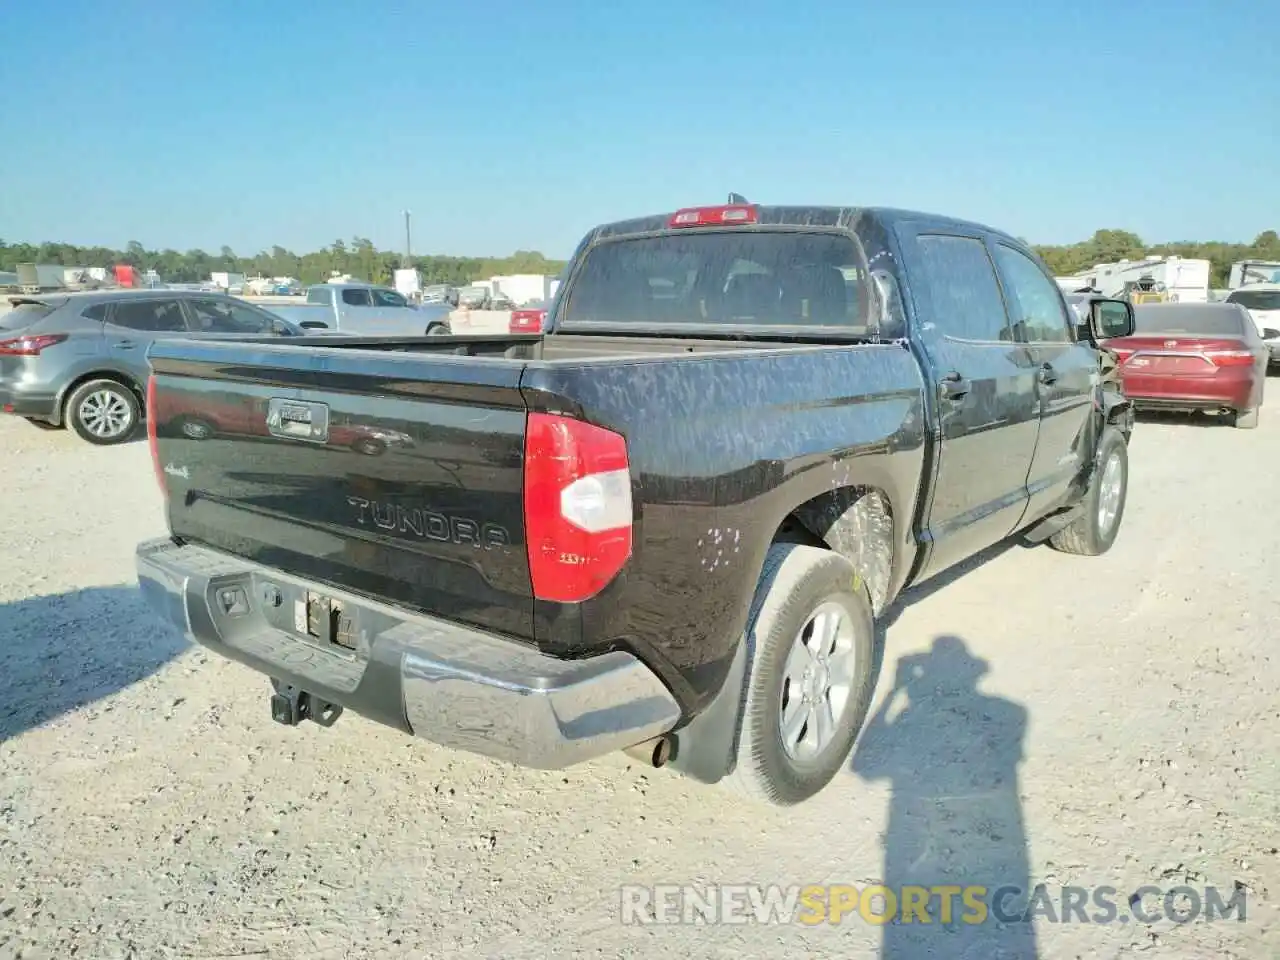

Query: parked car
508;305;547;333
1223;284;1280;367
1104;301;1268;428
0;290;311;444
456;285;490;309
136;202;1135;807
268;282;451;335
421;284;458;306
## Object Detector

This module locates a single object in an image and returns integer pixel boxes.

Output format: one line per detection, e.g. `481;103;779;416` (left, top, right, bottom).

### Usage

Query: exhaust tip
624;735;673;768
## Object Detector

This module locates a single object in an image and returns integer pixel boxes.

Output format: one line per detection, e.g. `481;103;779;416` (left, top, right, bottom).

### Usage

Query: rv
1228;260;1280;289
1055;255;1210;303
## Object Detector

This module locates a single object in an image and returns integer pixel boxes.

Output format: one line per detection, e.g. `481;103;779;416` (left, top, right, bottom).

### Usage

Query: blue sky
1;0;1274;258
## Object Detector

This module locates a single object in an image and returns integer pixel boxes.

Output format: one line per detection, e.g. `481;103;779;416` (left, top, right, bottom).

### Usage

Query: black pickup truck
136;203;1137;806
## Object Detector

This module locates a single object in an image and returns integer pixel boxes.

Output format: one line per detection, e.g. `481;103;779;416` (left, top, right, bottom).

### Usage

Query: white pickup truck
267;282;452;336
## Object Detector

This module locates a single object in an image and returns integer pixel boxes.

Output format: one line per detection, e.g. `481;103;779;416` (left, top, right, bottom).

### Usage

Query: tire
723;543;879;806
65;379;141;445
352;437;386;456
1048;426;1128;556
1234;407;1259;429
426;323;450;336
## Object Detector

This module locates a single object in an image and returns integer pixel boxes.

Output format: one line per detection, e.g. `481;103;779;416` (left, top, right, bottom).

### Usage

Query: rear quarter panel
522;343;928;713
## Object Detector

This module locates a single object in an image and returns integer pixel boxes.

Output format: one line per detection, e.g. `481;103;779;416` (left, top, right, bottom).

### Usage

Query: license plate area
293;591;359;652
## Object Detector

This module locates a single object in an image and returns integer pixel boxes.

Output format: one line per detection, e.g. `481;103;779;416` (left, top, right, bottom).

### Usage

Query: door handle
114;340;138;350
939;371;971;401
1037;363;1058;385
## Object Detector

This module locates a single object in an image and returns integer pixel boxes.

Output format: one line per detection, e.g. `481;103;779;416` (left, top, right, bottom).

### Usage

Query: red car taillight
1204;349;1257;367
0;333;68;356
146;375;167;495
509;309;545;333
523;412;632;603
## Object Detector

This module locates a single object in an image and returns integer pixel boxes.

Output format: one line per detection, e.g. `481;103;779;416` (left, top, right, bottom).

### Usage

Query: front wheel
1048;426;1128;555
65;379;141;445
723;543;879;806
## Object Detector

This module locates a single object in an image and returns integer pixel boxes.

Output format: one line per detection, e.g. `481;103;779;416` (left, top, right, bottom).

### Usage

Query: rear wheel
65;379;140;445
426;323;450;336
723;543;878;806
1049;426;1128;555
1234;407;1259;429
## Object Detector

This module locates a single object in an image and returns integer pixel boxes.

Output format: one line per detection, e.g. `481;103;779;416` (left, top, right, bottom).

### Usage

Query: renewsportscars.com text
619;882;1247;926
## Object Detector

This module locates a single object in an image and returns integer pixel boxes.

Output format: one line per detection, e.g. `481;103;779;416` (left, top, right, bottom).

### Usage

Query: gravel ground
1;406;1278;959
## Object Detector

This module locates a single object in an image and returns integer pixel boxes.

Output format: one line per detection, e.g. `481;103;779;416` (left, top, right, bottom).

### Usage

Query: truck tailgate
147;339;533;641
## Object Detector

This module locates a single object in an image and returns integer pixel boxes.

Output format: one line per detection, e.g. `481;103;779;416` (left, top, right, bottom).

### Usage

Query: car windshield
1226;290;1280;311
1132;304;1246;336
560;230;873;331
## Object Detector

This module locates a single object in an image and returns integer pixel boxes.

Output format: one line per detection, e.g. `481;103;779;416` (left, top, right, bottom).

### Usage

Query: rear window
0;301;57;331
1226;290;1280;312
1133;304;1246;336
306;287;331;305
560;231;874;332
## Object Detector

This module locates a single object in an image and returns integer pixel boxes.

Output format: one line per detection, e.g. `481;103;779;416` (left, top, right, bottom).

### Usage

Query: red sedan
1105;302;1267;429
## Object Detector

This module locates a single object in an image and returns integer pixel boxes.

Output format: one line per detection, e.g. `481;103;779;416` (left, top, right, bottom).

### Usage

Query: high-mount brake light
0;333;67;356
523;412;632;603
146;375;166;495
668;204;758;228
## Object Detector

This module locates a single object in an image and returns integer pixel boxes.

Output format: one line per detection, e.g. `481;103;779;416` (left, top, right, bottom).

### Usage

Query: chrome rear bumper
135;538;681;769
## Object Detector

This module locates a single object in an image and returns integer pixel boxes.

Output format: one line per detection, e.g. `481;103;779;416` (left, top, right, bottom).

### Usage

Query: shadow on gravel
0;585;188;742
851;635;1038;959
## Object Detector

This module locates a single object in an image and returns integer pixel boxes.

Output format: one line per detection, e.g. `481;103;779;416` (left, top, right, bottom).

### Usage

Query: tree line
1030;229;1280;287
0;237;568;287
2;228;1278;289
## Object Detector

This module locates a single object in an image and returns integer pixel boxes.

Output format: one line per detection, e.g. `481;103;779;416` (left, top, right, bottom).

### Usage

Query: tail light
1204;349;1257;367
146;375;166;495
669;204;758;228
509;309;546;334
0;333;67;356
523;413;632;603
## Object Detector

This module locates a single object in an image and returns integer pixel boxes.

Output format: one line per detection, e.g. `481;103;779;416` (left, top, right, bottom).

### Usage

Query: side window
186;298;275;334
992;244;1072;343
915;235;1012;342
341;287;373;306
108;299;188;333
306;287;330;305
81;303;108;321
371;288;408;308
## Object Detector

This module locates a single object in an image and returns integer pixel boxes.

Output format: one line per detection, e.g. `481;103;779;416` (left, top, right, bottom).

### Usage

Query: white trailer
210;271;246;291
1055;256;1210;302
394;268;423;300
1228;260;1280;289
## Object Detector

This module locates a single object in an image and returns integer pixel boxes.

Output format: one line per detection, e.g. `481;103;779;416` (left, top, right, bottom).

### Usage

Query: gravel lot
1;405;1278;959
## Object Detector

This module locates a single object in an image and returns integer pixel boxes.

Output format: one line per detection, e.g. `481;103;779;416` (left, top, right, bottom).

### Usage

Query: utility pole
403;210;412;267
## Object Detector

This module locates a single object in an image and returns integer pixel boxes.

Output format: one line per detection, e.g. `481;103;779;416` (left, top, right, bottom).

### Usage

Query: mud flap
666;636;750;785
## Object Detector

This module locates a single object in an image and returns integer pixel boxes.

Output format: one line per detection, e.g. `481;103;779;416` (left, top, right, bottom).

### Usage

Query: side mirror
299;320;328;330
1264;328;1280;340
1088;298;1134;341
